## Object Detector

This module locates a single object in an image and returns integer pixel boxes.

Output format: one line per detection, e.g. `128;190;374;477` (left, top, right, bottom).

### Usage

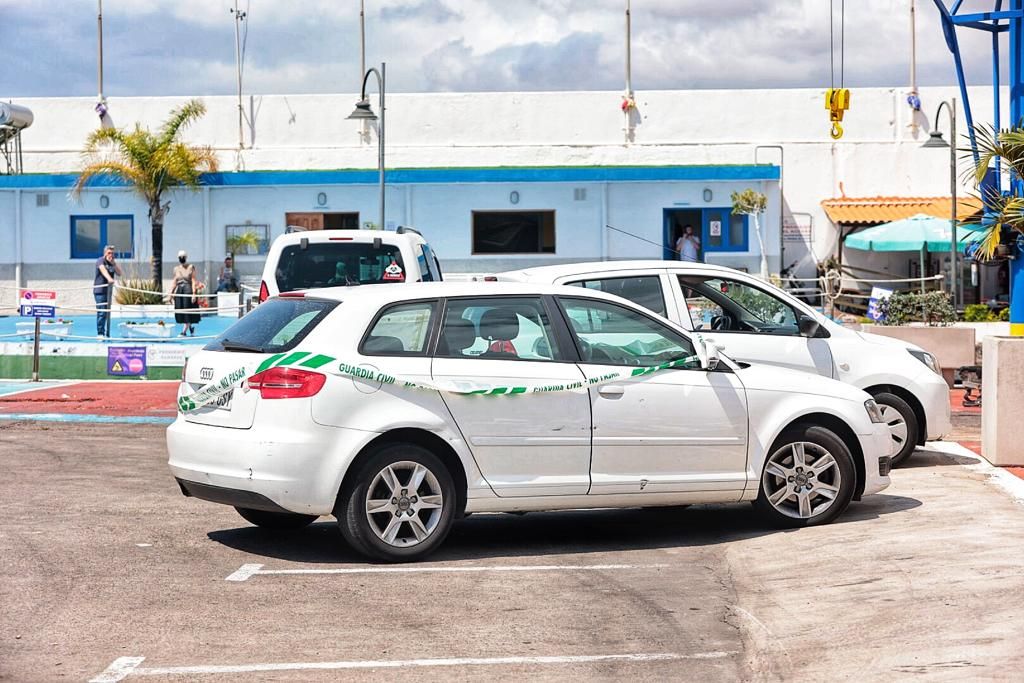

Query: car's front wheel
754;425;856;528
234;507;318;530
337;443;456;562
871;391;919;467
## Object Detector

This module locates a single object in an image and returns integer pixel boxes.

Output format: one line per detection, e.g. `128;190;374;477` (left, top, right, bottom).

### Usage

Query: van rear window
276;243;407;292
205;298;337;353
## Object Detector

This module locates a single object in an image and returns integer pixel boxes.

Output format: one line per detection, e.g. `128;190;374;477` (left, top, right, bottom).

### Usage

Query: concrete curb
925;441;1024;506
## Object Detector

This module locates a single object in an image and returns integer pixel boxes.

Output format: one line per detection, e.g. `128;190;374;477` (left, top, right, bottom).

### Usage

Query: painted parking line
225;561;671;582
91;651;738;681
0;413;174;425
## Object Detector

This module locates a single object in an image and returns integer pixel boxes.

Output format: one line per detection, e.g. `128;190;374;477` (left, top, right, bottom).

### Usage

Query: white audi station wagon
168;283;892;562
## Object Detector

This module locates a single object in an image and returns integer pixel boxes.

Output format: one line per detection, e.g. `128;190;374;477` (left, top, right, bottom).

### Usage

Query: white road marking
93;651;738;680
135;543;152;548
226;562;671;581
89;656;145;682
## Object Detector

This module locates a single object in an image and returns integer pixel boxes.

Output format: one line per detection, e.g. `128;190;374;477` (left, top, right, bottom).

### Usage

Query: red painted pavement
949;388;981;415
0;381;179;417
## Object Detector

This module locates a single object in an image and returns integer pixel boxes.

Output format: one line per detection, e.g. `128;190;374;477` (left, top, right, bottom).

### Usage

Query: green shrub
879;290;956;326
999;307;1011;322
115;278;164;306
963;304;995;322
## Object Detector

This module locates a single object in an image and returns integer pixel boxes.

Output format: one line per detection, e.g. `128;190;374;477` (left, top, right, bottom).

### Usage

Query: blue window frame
70;215;134;259
701;209;749;253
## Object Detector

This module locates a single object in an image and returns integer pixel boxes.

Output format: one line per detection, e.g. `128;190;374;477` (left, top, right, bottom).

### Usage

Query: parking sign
19;290;57;318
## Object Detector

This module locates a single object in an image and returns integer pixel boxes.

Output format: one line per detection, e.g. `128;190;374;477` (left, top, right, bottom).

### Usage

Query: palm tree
966;124;1024;258
73;100;218;288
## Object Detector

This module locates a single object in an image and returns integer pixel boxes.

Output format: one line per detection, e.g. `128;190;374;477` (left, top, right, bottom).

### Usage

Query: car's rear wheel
234;507;318;530
337;443;456;562
871;391;919;467
754;425;856;528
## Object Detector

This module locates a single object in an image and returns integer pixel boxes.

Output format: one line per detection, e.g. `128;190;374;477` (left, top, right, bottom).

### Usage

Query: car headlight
908;349;941;375
865;399;884;423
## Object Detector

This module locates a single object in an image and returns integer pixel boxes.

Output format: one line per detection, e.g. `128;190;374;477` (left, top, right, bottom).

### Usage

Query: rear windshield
275;242;407;292
205;298;337;353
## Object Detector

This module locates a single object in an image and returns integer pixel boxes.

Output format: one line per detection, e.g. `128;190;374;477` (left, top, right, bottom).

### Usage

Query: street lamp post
922;99;959;309
347;63;386;231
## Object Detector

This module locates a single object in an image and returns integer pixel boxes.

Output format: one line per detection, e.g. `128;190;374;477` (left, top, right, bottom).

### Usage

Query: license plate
210;390;233;411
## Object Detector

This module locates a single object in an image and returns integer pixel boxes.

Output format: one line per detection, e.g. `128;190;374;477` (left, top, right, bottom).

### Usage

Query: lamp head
346;99;377;121
922;131;949;149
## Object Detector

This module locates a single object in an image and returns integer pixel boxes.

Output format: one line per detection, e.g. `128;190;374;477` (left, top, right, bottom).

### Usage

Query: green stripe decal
255;353;286;374
275;351;311;367
299;354;337;369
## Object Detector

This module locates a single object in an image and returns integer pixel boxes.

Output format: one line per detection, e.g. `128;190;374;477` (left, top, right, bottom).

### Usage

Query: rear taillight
247;367;326;399
258;280;269;303
278;291;306;298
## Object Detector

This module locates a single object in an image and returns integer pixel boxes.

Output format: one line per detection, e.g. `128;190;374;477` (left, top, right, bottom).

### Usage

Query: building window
70;215;133;259
703;210;749;253
472;210;556;254
225;224;270;256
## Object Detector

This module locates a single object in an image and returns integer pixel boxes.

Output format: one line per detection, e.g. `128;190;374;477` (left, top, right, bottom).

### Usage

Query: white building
0;86;988;307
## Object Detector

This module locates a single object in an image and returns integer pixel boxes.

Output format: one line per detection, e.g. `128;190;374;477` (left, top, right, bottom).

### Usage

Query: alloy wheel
762;441;843;520
364;460;444;547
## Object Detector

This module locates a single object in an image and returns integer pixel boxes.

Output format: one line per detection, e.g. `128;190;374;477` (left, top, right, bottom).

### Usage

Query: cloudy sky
0;0;999;97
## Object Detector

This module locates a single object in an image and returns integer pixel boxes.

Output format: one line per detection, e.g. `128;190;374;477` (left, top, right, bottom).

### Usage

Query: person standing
675;225;701;263
172;250;200;336
93;245;122;337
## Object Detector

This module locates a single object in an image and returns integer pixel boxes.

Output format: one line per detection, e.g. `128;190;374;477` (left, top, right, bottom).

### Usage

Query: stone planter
982;336;1024;466
861;324;976;387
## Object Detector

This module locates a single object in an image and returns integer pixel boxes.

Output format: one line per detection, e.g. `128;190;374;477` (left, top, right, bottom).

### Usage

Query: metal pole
625;0;632;96
31;317;40;382
379;62;386;232
360;0;366;84
97;0;104;101
233;0;244;151
1011;0;1024;335
950;98;958;310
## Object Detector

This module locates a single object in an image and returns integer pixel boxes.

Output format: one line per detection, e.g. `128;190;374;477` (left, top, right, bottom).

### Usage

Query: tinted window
362;301;436;356
567;276;666;316
679;275;799;335
421;244;443;281
472;211;555;254
206;298;337;353
275;243;407;292
560;297;697;368
438;297;561;361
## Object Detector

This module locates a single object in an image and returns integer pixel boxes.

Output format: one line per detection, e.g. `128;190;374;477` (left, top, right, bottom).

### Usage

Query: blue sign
20;304;55;317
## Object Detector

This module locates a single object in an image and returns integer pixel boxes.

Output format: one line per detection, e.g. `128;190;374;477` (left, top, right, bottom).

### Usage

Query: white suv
168;282;891;562
497;261;952;466
257;227;442;302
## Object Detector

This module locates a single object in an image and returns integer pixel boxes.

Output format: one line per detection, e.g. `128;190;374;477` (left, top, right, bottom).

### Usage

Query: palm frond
158;99;207;146
72;161;150;199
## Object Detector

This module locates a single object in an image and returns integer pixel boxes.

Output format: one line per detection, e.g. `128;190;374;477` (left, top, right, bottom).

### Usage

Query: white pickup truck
497;260;951;466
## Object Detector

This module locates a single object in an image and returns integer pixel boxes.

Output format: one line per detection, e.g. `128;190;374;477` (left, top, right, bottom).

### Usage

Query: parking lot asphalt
2;420;1024;682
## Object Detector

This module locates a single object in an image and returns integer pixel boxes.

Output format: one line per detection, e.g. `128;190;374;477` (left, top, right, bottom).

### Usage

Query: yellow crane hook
826;88;850;140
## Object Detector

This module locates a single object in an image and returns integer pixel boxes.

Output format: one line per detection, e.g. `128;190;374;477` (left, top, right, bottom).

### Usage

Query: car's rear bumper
167;416;375;515
175;478;293;513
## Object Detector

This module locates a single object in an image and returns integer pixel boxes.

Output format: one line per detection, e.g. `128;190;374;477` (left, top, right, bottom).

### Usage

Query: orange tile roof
821;196;982;225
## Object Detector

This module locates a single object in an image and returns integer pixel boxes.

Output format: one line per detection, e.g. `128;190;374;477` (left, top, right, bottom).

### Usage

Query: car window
437;297;561;361
205;298;337;353
362;301;436;355
420;244;442;282
566;276;666;316
679;275;800;335
275;242;406;292
559;297;698;368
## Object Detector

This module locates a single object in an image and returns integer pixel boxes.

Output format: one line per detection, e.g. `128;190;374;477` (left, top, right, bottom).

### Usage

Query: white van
498;260;951;466
257;227;442;302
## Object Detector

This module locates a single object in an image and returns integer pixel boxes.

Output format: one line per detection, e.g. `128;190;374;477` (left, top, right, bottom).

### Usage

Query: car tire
336;443;457;563
871;391;919;467
234;507;318;530
754;425;856;528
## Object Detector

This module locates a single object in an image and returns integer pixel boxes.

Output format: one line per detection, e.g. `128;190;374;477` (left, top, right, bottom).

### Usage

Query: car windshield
275;242;407;292
205;298;337;353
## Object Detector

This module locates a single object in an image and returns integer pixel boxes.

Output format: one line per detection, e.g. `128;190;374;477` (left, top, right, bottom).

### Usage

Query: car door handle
597;385;625;397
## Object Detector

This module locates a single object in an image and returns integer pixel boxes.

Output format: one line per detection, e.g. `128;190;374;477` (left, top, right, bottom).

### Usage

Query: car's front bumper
858;422;893;498
917;371;952;441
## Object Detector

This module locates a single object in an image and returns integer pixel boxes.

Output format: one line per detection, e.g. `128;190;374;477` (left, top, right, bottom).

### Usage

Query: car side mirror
798;314;821;338
694;333;721;371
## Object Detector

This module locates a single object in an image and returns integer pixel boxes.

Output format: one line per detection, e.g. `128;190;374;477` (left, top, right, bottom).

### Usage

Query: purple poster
107;346;147;376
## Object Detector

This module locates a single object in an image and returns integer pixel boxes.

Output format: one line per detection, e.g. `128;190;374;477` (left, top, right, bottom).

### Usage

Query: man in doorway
675;225;701;262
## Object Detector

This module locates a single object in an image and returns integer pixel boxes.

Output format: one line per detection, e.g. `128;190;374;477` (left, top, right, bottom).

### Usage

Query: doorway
663;209;703;261
285;212;360;231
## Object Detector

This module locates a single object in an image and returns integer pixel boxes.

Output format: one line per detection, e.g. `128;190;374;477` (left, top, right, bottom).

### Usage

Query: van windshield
275;242;407;292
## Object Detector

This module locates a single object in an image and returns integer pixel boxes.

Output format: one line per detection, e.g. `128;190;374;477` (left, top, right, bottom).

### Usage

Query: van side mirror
798;315;821;338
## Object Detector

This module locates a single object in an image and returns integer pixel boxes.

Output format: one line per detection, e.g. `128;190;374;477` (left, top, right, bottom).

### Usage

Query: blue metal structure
932;0;1024;334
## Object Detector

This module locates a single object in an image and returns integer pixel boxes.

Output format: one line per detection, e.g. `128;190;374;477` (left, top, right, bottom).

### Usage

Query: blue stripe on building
0;164;780;189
